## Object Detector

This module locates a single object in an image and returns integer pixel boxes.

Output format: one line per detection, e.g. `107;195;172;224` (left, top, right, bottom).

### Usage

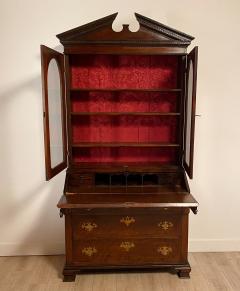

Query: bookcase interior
69;54;182;166
70;55;179;89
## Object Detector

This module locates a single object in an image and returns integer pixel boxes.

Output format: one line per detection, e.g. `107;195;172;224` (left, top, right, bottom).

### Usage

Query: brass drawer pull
120;241;135;252
157;246;172;256
81;222;98;232
158;221;173;230
120;216;135;227
82;247;97;257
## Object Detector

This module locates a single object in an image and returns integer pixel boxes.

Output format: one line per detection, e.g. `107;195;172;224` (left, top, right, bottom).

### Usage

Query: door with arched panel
41;45;67;180
184;47;198;179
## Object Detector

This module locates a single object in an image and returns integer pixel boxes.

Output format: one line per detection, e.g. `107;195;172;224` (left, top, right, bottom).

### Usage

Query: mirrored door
41;45;67;180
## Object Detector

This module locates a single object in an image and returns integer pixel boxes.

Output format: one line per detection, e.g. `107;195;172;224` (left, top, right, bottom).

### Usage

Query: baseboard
189;239;240;252
0;242;65;256
0;239;240;256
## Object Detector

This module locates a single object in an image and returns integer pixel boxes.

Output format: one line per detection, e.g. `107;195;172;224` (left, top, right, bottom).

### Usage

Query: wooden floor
0;253;239;291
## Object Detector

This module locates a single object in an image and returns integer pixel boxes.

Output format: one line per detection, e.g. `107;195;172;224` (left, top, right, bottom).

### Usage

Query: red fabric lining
72;147;177;163
70;55;178;89
70;54;179;164
72;116;177;143
71;91;178;113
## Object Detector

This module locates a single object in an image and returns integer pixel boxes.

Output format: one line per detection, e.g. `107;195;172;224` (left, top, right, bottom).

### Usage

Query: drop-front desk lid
57;191;198;213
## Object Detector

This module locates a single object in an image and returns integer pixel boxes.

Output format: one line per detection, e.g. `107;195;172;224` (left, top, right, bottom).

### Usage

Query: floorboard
0;253;239;291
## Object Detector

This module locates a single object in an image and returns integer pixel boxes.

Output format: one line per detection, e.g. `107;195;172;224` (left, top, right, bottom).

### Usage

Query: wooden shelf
71;88;182;92
71;112;180;116
69;162;179;172
72;142;180;148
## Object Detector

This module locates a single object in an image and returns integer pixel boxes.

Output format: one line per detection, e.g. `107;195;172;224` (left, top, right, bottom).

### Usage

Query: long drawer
72;238;181;266
72;213;181;239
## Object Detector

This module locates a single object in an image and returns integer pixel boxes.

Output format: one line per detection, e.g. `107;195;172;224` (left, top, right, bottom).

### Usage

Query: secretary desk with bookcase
41;13;199;282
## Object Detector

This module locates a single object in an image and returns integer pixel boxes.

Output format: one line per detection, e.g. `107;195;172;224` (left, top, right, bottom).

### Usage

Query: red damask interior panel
71;91;178;113
72;147;178;163
70;54;180;164
70;55;178;89
72;116;178;143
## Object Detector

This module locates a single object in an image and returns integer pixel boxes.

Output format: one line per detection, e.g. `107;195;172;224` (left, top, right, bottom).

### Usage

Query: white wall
0;0;240;255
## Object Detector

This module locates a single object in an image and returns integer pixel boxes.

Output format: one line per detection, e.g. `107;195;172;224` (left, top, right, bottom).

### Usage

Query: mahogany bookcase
41;13;199;282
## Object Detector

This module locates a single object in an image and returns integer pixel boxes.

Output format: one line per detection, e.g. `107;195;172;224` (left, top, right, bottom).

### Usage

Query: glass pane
185;60;193;166
47;58;64;168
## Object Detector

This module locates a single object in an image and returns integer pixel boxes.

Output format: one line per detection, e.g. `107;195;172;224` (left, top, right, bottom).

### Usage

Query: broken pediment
56;13;194;47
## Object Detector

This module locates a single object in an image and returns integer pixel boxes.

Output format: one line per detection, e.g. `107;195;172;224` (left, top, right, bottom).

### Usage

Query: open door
183;46;198;179
41;45;67;180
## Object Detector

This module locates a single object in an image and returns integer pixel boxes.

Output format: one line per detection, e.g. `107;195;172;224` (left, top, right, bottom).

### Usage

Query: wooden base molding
63;262;191;282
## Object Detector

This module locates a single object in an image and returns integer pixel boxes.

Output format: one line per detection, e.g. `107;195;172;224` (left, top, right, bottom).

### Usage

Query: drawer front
72;238;181;266
72;213;181;239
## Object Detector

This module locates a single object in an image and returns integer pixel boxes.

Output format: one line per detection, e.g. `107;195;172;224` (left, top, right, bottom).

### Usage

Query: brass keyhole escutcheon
158;221;173;230
82;247;97;257
120;241;135;252
157;246;172;256
81;222;98;232
120;216;135;227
